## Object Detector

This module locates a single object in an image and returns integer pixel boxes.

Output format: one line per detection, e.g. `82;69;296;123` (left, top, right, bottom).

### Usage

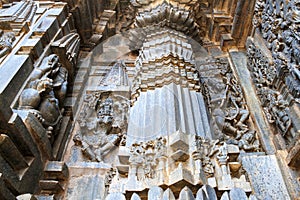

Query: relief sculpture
247;41;294;143
74;92;129;162
0;30;15;58
200;58;256;145
254;0;300;99
18;54;67;142
1;0;298;199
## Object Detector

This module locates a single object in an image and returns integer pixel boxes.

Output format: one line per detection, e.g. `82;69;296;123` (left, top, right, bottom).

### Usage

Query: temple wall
0;1;79;198
0;0;299;199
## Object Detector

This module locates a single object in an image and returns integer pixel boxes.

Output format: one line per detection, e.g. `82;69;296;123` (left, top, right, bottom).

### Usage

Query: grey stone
249;194;258;200
105;193;126;200
39;180;64;193
66;175;105;200
171;150;190;162
202;185;217;200
242;155;291;200
229;188;248;200
22;112;52;160
162;188;175;200
0;134;28;171
148;186;164;200
196;188;208;200
52;116;72;160
229;51;276;154
43;161;69;181
220;192;230;200
131;193;141;200
35;195;57;200
179;186;195;200
0;55;33;105
0;173;16;200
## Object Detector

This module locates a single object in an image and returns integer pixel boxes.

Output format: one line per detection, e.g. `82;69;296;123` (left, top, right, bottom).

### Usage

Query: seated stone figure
18;54;68;141
74;119;122;162
227;130;260;151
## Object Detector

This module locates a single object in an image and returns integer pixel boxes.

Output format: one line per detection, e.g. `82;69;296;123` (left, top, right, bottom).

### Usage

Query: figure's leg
236;109;249;129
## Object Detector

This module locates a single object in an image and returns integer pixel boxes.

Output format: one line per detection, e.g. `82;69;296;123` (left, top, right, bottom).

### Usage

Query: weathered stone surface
43;161;69;181
35;194;57;200
0;55;33;105
0;134;28;171
39;180;64;193
229;51;275;154
105;192;126;200
220;192;230;200
248;194;258;200
178;186;194;200
0;173;16;200
0;0;299;199
162;188;175;200
131;193;141;200
65;175;105;200
201;185;217;200
171;150;190;162
286;139;300;168
229;188;248;200
148;186;164;200
241;155;290;200
196;189;207;200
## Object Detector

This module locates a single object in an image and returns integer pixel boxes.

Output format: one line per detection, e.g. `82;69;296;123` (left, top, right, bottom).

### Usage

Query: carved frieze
108;131;255;195
250;0;300;154
127;137;167;182
253;0;300;99
247;41;295;143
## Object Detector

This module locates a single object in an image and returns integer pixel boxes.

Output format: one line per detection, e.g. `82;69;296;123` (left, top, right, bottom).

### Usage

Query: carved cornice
130;29;201;103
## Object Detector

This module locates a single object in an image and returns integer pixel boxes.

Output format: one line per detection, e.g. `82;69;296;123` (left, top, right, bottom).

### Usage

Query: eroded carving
227;130;260;152
73;120;122;162
0;30;15;58
74;92;129;162
18;54;67;141
247;41;294;142
254;0;300;99
51;32;80;81
128;138;166;181
199;58;254;143
192;135;253;192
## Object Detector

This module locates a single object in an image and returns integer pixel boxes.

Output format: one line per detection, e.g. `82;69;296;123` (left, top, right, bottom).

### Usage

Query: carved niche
74;92;129;162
